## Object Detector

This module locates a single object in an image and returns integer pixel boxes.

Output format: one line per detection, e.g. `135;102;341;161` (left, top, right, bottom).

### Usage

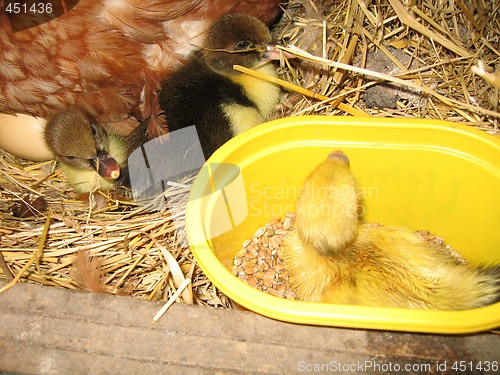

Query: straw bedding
1;0;499;312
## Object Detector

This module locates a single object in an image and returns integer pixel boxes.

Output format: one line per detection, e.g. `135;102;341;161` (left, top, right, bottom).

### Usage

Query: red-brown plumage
0;0;282;136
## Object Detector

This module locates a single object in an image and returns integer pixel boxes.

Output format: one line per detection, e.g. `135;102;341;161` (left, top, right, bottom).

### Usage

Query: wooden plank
0;281;499;374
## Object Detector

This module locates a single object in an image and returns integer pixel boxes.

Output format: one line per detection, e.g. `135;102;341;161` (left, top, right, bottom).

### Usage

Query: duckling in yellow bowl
284;150;500;310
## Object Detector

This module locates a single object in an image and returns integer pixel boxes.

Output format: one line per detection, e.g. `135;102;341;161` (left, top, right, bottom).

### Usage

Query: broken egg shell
0;113;54;161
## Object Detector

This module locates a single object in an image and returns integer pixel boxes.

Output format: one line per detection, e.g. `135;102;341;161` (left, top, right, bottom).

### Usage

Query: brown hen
0;0;282;136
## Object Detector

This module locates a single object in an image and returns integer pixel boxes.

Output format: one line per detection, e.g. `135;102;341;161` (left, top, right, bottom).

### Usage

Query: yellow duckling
44;108;127;193
284;150;500;310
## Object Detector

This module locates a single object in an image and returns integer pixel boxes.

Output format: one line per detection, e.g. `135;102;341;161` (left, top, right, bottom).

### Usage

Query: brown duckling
44;108;127;193
127;12;282;159
284;150;500;310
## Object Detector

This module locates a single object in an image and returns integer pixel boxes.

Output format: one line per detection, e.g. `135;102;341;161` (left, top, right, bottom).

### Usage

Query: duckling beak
90;150;121;180
262;44;295;61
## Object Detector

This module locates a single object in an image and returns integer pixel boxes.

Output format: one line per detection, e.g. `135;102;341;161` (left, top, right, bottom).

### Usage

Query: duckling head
295;150;360;256
44;108;121;180
201;13;280;76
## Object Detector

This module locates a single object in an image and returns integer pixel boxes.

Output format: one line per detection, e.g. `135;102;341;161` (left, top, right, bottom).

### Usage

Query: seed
270;258;277;268
276;247;284;259
269;237;279;251
254;226;266;238
283;217;292;230
244;265;256;274
274;263;285;272
268;289;283;298
253;271;265;279
276;283;286;295
242;239;252;248
245;258;258;266
245;246;258;258
268;217;280;225
246;276;258;287
263;271;275;281
258;248;267;258
261;235;269;247
266;226;276;236
234;258;243;267
264;276;275;288
235;248;246;259
274;222;284;229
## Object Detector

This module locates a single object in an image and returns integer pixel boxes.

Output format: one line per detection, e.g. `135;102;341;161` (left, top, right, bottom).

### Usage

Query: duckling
284;151;500;310
127;12;283;159
44;108;127;193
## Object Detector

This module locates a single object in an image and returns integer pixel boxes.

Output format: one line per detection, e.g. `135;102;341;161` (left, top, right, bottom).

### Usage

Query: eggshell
0;113;54;161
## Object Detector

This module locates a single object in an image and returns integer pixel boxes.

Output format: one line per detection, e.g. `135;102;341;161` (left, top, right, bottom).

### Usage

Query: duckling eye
59;155;80;165
234;40;254;51
90;123;99;137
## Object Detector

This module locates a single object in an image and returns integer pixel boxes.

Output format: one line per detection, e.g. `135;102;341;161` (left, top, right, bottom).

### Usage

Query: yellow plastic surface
186;116;500;334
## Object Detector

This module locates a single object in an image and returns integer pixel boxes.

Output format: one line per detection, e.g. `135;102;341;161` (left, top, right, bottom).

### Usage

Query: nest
270;0;499;128
1;0;499;315
0;152;234;309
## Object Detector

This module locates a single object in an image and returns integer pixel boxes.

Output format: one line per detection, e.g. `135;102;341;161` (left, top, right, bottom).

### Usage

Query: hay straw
0;216;50;293
388;0;470;57
233;64;369;116
271;0;499;130
156;239;193;303
278;44;499;120
153;278;192;322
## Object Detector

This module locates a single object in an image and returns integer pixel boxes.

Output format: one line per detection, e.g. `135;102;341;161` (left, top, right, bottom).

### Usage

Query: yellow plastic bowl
186;116;500;334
